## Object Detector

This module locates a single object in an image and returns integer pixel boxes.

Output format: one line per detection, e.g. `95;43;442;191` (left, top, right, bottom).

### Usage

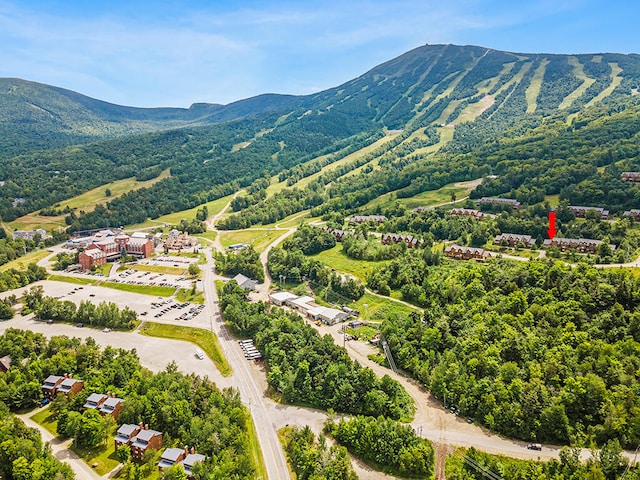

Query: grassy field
129;264;187;275
310;245;389;282
140;322;231;376
30;407;59;436
219;229;286;253
363;178;478;211
176;288;205;304
559;56;596;111
544;194;561;206
351;292;420;321
126;193;234;230
525;59;549;114
100;282;176;297
8;170;170;231
196;230;218;242
48;274;100;286
72;429;120;475
585;62;623;109
0;249;51;272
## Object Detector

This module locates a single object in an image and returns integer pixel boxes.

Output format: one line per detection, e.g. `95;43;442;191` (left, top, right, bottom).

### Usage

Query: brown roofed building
494;233;535;248
444;244;492;261
448;208;486;220
347;215;387;224
321;226;354;242
569;206;609;219
477;197;521;209
623;209;640;221
621;172;640;182
542;237;614;254
381;233;420;248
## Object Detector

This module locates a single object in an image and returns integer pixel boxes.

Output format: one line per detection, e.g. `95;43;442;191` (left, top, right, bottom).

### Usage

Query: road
202;248;292;480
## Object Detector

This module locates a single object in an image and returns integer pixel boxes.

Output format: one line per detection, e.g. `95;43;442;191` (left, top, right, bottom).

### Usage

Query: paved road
202;249;292;480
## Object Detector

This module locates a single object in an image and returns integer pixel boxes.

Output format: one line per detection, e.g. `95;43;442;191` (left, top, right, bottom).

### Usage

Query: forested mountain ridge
2;44;640;229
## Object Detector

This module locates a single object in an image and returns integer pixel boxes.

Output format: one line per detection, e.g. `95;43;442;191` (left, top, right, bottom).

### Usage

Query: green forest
0;329;257;479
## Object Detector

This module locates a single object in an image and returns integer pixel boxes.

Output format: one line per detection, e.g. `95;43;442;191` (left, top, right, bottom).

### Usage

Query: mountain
0;78;302;158
1;44;640;227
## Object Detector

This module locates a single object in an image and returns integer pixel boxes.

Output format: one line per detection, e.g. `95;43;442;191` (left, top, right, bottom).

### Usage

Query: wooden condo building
444;244;492;261
476;197;521;209
494;233;536;248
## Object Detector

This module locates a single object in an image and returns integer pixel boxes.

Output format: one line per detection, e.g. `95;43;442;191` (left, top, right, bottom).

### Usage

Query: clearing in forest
558;56;596;111
525;59;549;113
8;169;170;231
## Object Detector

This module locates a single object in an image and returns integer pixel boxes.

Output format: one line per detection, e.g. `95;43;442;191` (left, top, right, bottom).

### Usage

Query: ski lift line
463;455;502;480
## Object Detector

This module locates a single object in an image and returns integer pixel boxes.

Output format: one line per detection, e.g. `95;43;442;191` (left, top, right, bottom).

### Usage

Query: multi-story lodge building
444;244;492;261
321;226;354;242
347;215;387;224
78;232;154;270
543;237;615;254
381;233;420;248
621;172;640;182
448;208;486;220
569;206;609;219
476;197;521;209
494;233;536;248
623;209;640;221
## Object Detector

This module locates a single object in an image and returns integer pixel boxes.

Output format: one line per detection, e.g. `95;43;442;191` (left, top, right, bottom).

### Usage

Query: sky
0;0;638;108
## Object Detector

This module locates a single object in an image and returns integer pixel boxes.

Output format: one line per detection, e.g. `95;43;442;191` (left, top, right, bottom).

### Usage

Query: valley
2;43;640;479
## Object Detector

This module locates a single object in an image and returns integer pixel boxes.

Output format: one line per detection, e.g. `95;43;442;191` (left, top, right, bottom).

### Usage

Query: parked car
527;443;542;451
76;323;84;328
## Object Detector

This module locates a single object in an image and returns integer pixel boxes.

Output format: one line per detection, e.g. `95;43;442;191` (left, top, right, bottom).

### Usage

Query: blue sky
0;0;638;107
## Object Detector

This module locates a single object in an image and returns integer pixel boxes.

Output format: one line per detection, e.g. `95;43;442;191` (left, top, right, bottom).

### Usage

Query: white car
102;328;111;333
195;348;205;360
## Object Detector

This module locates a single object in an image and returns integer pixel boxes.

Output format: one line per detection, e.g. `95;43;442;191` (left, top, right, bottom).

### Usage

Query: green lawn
351;292;419;320
219;229;286;253
310;245;389;282
48;274;100;286
176;288;205;304
30;407;59;437
72;429;120;476
140;322;231;376
364;178;476;211
100;282;176;297
126;193;234;230
9;170;170;231
0;249;51;272
129;264;187;275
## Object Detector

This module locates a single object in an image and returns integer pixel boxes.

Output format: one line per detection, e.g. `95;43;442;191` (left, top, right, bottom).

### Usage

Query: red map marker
547;211;557;240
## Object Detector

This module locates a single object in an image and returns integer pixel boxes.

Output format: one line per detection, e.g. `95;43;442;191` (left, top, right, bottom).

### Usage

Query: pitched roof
0;355;11;371
161;448;184;462
116;424;139;437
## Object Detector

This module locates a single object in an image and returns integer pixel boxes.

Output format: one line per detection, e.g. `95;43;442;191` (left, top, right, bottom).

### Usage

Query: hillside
2;44;640;229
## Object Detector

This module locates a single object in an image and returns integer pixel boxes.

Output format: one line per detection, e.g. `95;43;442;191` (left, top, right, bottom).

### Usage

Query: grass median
140;322;231;376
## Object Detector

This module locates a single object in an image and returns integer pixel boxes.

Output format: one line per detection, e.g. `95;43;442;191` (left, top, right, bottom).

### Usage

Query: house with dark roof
569;206;609;219
130;425;163;461
0;354;11;373
42;375;64;399
158;447;187;471
623;209;640;221
494;233;535;248
477;197;521;209
444;245;492;261
114;424;141;451
621;172;640;182
381;233;420;248
347;215;387;224
542;237;615;254
83;393;107;411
